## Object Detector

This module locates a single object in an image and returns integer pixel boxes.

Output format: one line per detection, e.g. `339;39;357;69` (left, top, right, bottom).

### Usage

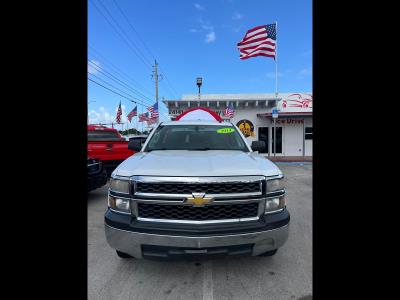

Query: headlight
266;178;284;193
109;177;130;193
265;196;285;214
108;195;130;214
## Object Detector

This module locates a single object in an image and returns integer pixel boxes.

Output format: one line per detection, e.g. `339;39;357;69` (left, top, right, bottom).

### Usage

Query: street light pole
196;77;202;106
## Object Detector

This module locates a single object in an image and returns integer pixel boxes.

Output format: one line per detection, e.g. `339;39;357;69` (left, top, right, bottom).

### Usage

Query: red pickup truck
87;125;134;176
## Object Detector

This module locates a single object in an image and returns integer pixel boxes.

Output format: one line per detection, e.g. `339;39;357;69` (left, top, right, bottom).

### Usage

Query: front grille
87;161;101;174
136;182;261;194
138;202;259;221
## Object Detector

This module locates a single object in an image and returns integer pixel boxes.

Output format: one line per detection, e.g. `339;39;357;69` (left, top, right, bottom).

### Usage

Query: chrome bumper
105;223;289;258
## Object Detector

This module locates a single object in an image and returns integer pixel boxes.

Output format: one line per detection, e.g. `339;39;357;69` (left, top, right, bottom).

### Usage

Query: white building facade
163;93;312;160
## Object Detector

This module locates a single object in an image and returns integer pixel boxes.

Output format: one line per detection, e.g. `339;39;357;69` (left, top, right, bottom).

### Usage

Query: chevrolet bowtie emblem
186;193;213;207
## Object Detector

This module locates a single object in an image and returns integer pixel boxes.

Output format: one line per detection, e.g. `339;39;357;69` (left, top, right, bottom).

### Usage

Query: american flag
127;106;137;122
146;116;158;126
224;103;235;118
116;101;122;124
138;112;149;122
237;24;276;60
147;102;159;118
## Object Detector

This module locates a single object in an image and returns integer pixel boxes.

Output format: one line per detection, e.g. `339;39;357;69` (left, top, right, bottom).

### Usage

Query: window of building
258;127;269;153
305;127;313;140
272;127;283;154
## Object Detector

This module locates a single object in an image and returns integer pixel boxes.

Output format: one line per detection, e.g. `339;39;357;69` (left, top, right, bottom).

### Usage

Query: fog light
265;196;285;214
108;195;130;214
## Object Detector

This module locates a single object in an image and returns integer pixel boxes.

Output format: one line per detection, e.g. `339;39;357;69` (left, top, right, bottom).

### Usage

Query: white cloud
88;104;129;125
192;18;216;43
194;3;205;10
232;12;243;20
205;31;216;43
88;60;101;75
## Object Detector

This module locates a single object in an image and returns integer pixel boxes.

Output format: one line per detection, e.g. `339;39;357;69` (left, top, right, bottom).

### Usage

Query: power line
88;62;169;117
88;74;170;119
111;0;157;61
95;0;153;68
109;0;181;99
88;60;153;102
161;72;181;98
89;0;152;70
88;78;136;102
89;72;137;99
88;45;155;97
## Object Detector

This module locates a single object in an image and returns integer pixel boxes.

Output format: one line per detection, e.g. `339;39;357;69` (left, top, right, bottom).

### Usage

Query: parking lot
88;164;312;300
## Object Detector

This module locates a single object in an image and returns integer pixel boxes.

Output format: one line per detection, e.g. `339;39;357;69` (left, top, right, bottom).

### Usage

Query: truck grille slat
136;182;260;194
138;203;259;221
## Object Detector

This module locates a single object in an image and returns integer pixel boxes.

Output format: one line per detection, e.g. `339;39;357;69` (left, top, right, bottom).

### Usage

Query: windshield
88;130;123;141
144;125;249;152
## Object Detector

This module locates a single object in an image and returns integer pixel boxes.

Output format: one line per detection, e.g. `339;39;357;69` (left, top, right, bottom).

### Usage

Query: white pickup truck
105;120;289;259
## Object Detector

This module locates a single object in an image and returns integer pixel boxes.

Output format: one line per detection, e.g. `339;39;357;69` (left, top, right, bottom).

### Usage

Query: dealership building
163;93;312;161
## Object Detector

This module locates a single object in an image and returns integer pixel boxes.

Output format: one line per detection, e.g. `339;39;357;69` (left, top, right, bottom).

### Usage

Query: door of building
272;127;283;154
304;126;313;156
258;127;269;154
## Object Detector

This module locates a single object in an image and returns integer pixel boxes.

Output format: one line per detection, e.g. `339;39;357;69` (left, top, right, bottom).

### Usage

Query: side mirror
128;139;142;152
251;141;266;152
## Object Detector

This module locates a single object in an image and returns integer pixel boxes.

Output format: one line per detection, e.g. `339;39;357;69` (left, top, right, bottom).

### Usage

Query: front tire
258;249;278;257
116;250;133;258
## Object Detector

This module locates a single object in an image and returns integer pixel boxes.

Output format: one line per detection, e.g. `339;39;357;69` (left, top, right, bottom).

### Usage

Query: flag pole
275;21;278;99
141;104;143;134
273;21;278;158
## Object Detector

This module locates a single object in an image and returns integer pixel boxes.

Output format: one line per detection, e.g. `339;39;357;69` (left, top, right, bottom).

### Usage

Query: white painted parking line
202;260;214;300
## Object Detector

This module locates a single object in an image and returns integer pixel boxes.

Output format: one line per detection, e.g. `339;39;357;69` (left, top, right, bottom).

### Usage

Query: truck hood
114;150;282;177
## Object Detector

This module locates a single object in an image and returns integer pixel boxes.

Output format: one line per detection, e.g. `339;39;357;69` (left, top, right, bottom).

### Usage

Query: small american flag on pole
146;116;158;126
147;102;159;118
138;112;149;122
224;103;235;118
116;101;122;124
127;106;137;122
237;24;276;60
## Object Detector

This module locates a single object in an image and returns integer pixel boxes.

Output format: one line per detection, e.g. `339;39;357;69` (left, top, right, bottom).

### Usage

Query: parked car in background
87;158;107;192
87;125;135;176
127;134;148;147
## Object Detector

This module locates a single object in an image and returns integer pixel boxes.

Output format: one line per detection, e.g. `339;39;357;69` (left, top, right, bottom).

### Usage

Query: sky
88;0;312;130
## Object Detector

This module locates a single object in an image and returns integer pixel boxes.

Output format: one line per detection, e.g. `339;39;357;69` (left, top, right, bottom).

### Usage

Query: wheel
259;249;278;257
116;250;133;258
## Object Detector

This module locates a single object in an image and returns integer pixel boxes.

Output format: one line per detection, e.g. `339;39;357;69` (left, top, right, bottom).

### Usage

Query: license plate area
141;244;254;260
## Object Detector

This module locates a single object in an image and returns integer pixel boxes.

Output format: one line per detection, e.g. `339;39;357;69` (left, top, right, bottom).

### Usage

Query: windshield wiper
146;148;167;152
187;148;212;151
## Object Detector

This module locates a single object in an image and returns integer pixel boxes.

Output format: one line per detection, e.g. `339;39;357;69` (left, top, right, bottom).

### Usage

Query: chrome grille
136;182;261;194
131;176;265;223
138;202;259;221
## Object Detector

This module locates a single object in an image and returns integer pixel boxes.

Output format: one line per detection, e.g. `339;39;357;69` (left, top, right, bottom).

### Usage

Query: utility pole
152;60;162;123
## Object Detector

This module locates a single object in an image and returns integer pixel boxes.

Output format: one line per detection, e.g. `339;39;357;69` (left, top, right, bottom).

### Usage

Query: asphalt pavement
88;164;312;300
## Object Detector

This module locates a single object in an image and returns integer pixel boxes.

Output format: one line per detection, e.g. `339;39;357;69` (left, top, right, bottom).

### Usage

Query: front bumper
105;221;289;259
